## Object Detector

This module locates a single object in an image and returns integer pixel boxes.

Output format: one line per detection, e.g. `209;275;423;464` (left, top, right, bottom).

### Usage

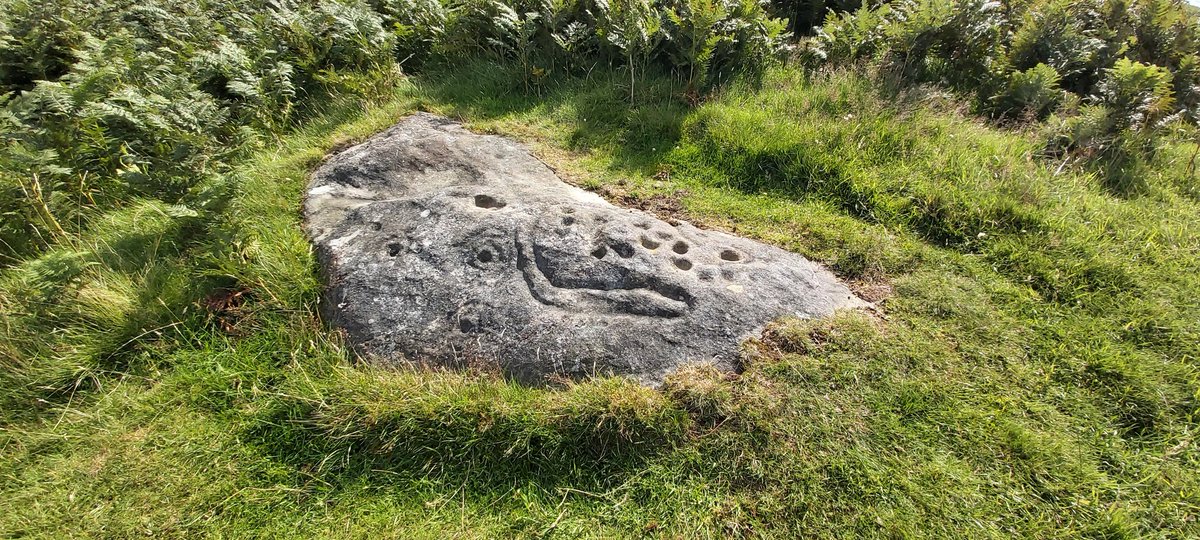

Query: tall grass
1;0;1196;535
2;62;1197;537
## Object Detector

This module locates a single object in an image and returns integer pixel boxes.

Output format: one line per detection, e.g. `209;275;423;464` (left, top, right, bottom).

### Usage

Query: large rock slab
305;113;867;384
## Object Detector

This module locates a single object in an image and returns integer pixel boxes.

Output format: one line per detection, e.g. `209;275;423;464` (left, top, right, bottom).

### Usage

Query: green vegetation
809;0;1200;191
2;0;1199;537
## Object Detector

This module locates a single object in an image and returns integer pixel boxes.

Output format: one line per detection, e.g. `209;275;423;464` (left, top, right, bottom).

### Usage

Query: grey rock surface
306;112;867;384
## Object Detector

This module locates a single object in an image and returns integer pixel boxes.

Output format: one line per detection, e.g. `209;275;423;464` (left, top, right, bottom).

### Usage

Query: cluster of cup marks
372;194;508;260
468;192;747;282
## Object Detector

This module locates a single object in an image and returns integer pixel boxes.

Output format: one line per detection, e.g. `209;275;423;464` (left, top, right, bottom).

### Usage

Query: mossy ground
2;62;1198;538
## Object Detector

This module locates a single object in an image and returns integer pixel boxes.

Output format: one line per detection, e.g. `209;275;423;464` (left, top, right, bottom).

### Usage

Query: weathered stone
305;113;867;385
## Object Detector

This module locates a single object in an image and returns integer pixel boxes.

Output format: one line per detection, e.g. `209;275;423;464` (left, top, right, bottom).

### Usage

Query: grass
1;61;1198;538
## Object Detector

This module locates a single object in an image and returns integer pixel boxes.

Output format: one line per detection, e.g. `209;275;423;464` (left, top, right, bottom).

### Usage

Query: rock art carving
305;113;868;384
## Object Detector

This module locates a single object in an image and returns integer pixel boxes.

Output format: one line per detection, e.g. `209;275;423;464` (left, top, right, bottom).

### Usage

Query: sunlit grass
1;63;1198;537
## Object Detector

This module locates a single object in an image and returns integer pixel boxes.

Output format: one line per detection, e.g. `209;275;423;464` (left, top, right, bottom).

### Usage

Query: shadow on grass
243;373;690;499
1095;153;1151;198
411;60;691;176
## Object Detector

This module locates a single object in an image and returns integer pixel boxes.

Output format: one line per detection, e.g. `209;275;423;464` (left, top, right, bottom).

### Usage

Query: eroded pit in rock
305;113;868;385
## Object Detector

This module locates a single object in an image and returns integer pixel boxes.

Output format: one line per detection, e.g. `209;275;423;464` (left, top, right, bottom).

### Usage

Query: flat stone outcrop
305;113;867;384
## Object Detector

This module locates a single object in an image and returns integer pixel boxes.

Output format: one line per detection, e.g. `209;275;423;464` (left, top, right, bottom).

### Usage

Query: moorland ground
2;0;1199;537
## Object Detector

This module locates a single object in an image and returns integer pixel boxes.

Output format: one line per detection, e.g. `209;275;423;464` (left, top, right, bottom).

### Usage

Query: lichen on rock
305;113;867;385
